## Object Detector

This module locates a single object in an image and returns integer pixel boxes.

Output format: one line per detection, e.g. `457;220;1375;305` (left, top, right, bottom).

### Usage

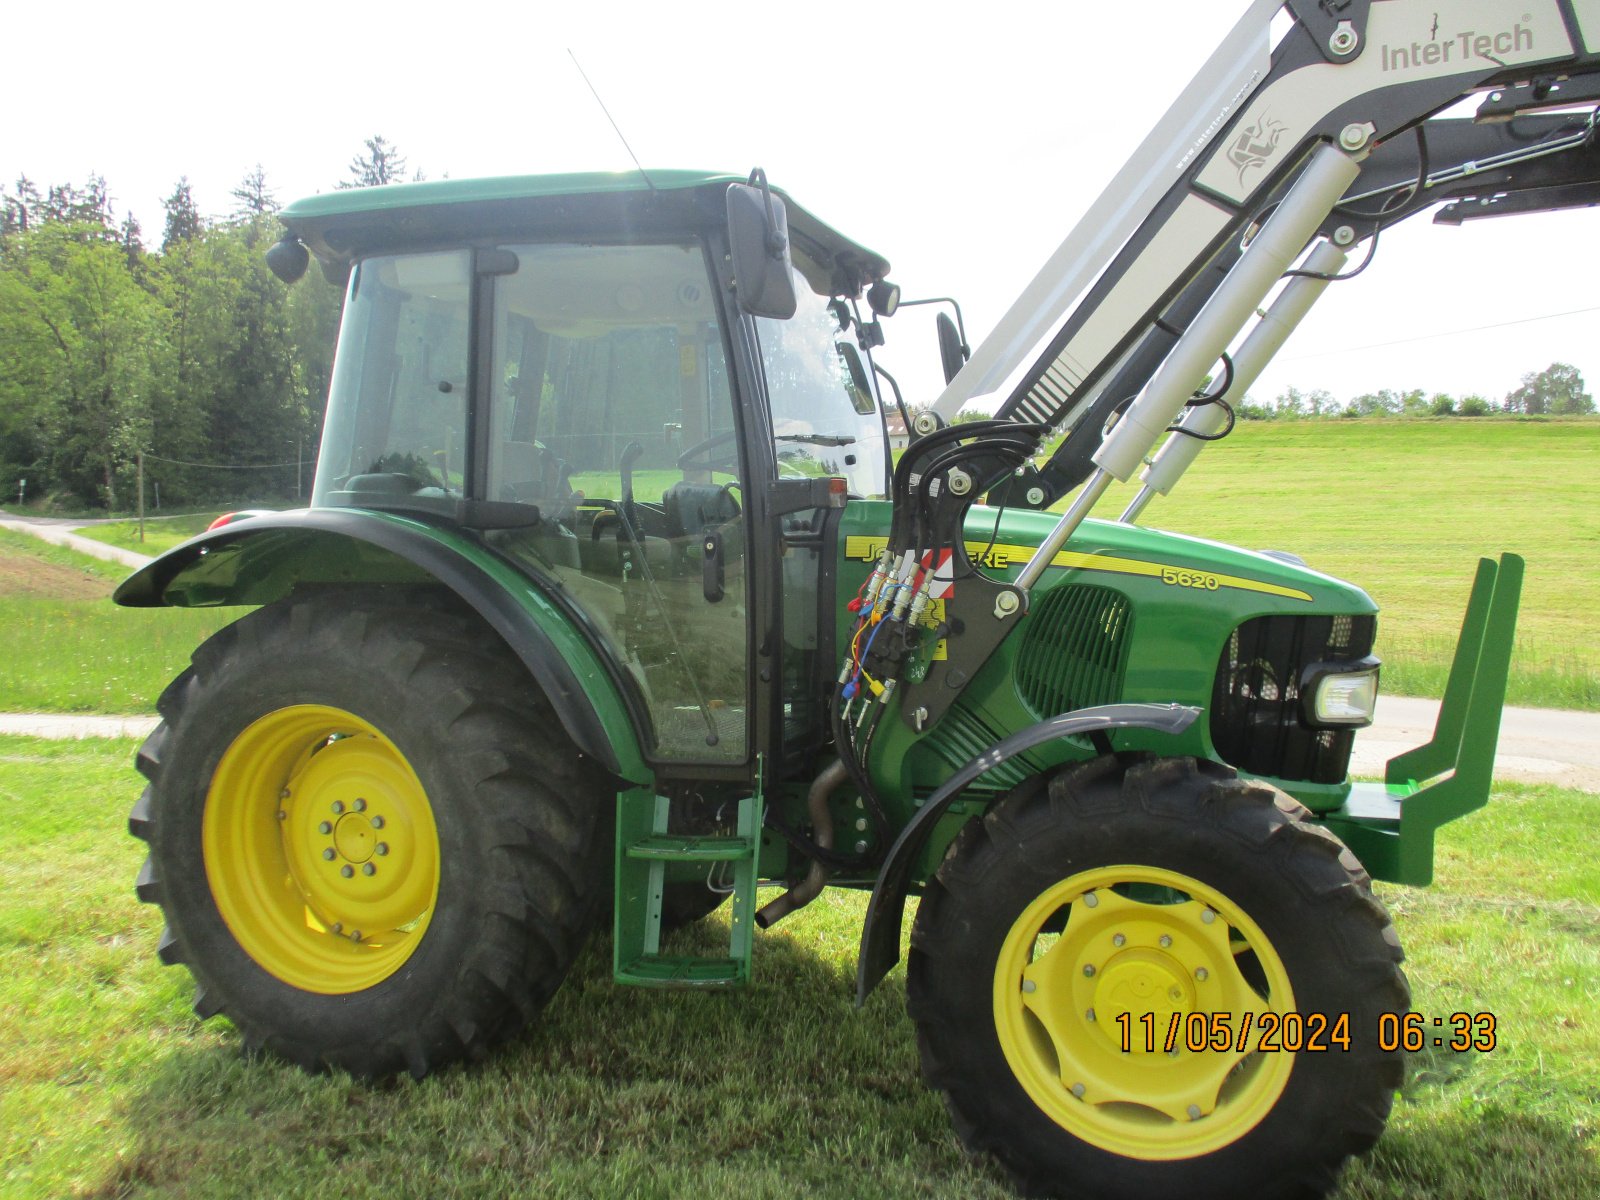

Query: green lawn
0;531;234;714
0;735;1594;1199
1085;418;1600;708
73;513;225;557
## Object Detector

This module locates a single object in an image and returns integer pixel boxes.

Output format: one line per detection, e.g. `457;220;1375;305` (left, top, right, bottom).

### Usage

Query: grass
73;514;225;557
1082;418;1600;709
0;531;235;714
0;734;1594;1199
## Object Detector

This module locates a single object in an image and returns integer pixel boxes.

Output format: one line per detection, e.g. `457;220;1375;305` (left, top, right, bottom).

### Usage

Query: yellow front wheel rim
202;704;441;994
993;865;1295;1160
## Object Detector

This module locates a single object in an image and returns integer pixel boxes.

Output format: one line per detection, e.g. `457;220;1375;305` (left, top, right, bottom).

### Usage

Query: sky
8;0;1598;415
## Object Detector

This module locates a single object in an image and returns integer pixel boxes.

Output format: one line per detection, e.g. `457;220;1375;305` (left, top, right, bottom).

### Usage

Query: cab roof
279;169;890;298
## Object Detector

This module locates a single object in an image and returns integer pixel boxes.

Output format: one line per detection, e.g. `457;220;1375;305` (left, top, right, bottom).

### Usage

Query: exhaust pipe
756;758;850;928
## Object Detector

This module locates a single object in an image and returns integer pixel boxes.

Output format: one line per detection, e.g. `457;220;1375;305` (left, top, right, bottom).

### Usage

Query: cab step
612;779;763;990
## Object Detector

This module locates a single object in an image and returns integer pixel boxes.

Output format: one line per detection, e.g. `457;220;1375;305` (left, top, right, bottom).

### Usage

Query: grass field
1085;418;1600;708
0;531;234;713
0;735;1594;1199
74;513;225;557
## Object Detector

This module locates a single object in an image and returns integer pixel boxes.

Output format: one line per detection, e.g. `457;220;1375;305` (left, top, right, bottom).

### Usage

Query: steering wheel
676;429;739;473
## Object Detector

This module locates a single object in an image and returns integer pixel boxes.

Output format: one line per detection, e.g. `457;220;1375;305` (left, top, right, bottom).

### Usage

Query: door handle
702;530;725;603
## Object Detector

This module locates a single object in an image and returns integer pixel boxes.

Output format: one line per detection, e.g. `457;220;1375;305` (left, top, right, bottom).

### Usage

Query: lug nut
277;810;287;821
331;801;345;814
1187;1104;1202;1120
1159;935;1172;948
353;798;366;812
349;930;362;942
1021;979;1037;994
279;789;291;800
319;821;332;834
362;863;376;876
1083;964;1096;977
371;816;385;829
1113;933;1126;947
1086;1008;1096;1022
1202;910;1216;924
331;922;343;934
1082;892;1099;909
340;865;354;878
1071;1083;1086;1098
376;843;389;856
322;848;336;861
1195;967;1209;981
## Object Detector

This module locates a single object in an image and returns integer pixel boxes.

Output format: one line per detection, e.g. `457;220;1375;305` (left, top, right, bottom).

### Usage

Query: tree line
1244;361;1594;420
0;138;413;511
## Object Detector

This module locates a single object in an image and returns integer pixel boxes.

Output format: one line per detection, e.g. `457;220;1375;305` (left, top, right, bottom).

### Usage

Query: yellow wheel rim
993;865;1295;1161
202;704;441;994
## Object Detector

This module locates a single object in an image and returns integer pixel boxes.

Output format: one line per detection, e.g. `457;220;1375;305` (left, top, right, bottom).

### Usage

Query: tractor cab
283;171;893;773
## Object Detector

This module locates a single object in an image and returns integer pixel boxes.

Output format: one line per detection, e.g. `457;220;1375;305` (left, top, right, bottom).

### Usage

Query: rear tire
908;756;1407;1200
129;589;612;1078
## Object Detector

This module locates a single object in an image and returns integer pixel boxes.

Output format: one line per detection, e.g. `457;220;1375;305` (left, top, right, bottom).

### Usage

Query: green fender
114;508;651;783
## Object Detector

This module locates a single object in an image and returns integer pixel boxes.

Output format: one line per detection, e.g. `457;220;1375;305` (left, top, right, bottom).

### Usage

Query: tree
230;165;278;218
1458;394;1493;416
1428;393;1456;416
162;177;203;250
341;136;407;189
1504;362;1593;415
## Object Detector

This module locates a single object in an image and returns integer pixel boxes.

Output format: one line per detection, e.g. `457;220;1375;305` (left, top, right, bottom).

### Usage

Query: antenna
568;50;657;191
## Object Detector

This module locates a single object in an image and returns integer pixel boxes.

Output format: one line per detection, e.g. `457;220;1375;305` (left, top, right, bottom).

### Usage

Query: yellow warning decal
842;536;1313;603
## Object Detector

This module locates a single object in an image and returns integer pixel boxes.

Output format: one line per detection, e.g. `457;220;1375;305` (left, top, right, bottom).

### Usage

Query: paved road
0;512;153;570
5;696;1597;792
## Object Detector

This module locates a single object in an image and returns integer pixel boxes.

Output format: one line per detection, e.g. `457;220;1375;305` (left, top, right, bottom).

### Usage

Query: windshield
755;287;888;497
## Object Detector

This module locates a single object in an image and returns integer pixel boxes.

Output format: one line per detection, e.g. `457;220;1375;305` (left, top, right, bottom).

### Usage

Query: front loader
117;3;1599;1196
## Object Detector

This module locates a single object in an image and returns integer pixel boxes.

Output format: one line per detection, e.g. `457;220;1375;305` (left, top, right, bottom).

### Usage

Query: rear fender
114;508;650;782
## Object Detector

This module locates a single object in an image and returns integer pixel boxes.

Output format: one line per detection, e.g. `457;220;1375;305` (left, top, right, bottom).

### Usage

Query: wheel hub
1093;949;1195;1050
203;705;440;994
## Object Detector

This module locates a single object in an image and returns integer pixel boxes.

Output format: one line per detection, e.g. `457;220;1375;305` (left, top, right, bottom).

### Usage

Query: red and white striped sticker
920;549;954;599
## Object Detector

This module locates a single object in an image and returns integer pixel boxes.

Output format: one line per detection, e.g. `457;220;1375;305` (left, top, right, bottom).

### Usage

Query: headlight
1300;657;1381;727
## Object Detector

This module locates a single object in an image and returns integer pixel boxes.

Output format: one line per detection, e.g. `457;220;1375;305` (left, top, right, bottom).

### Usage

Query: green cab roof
280;169;889;298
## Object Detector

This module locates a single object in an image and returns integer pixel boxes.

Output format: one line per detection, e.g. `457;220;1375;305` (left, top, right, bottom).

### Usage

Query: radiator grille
923;704;1034;791
1210;614;1376;784
1015;584;1134;717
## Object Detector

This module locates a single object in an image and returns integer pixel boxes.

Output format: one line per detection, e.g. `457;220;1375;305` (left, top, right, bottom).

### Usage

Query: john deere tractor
116;2;1599;1194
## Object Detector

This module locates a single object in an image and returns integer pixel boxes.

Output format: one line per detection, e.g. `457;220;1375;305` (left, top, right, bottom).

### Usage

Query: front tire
129;589;611;1078
908;756;1407;1200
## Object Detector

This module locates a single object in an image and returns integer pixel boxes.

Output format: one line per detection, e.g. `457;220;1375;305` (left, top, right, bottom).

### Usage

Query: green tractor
118;3;1591;1191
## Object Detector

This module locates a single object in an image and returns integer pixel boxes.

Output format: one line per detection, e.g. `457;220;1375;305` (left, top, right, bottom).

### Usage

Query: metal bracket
1287;0;1372;64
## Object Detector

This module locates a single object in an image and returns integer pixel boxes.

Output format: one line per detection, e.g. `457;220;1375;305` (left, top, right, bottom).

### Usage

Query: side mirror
726;171;797;319
936;311;968;384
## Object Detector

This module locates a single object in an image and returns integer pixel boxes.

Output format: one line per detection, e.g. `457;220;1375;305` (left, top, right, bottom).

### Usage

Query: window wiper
775;433;856;446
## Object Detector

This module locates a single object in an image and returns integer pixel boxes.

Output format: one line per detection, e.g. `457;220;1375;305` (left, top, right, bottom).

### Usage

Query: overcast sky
9;0;1597;414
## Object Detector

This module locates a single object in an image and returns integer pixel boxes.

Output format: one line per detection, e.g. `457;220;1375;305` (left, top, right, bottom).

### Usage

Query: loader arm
932;0;1600;509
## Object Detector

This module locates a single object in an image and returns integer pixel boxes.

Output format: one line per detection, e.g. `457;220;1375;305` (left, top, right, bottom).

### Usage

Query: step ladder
612;781;763;988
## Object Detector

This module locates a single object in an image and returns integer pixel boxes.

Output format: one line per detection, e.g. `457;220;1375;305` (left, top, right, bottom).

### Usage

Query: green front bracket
1322;554;1524;885
612;762;764;988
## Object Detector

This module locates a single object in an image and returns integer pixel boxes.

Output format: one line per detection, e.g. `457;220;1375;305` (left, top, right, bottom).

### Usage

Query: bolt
1328;21;1358;55
279;789;291;800
994;590;1020;620
855;817;868;832
277;810;287;821
340;865;354;878
331;800;345;815
1333;224;1357;246
371;816;385;829
353;798;366;812
349;930;362;942
1113;933;1126;948
319;821;332;834
1022;979;1037;994
1195;967;1209;982
948;469;972;496
1083;964;1096;978
1025;486;1046;507
1159;935;1172;948
331;922;343;934
1083;892;1099;909
376;843;389;856
1202;910;1216;924
1490;91;1504;102
362;863;376;876
322;848;336;861
854;840;869;855
1339;122;1371;151
1071;1083;1086;1099
1086;1008;1096;1022
1187;1104;1202;1121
